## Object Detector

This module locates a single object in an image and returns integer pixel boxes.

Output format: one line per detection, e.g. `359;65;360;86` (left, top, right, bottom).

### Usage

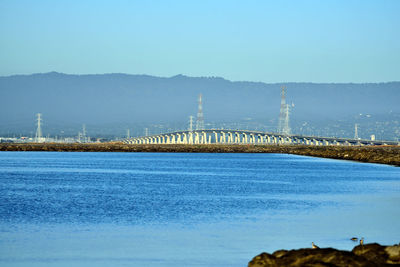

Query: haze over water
0;151;399;266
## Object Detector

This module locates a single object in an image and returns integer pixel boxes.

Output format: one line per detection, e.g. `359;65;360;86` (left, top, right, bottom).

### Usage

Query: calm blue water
0;152;399;266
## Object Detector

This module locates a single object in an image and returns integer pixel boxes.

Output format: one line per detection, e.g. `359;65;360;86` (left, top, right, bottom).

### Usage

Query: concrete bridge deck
123;129;399;146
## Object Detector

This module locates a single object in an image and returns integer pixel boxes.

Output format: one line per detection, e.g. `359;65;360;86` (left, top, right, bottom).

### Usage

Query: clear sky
0;0;399;82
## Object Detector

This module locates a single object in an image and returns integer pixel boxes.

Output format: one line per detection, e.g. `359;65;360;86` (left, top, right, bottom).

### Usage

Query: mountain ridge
1;72;399;138
1;71;399;84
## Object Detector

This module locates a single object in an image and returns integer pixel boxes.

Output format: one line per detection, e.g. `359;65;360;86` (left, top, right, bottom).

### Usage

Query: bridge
123;129;399;146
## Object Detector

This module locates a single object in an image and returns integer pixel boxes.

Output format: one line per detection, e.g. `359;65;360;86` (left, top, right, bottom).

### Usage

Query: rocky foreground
249;243;400;267
0;143;399;166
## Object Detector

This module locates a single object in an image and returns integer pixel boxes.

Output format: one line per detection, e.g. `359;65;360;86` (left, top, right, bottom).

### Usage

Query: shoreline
0;143;399;166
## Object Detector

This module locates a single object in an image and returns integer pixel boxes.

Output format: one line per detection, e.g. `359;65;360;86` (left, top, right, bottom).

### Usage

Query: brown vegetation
249;243;400;267
0;143;399;166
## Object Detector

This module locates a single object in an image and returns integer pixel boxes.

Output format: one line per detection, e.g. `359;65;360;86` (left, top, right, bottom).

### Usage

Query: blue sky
0;0;399;82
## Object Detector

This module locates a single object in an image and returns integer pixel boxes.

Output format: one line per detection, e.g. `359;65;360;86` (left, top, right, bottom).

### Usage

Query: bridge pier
257;134;263;144
202;132;208;144
288;137;293;144
235;132;239;144
220;132;225;143
189;132;194;144
122;130;388;147
213;131;218;144
182;133;187;144
278;136;284;144
227;132;232;144
243;133;248;144
271;136;276;144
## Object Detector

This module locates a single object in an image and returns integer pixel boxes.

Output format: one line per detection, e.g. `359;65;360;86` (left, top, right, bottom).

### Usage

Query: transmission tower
277;86;292;135
35;113;43;142
354;124;359;139
82;124;87;143
277;86;286;134
189;115;194;131
196;94;205;130
283;103;291;135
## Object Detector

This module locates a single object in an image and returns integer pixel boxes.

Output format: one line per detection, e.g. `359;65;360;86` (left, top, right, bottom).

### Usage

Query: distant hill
1;72;399;137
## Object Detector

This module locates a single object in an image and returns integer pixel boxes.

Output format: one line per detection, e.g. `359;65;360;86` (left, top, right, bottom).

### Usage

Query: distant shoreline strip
0;143;399;167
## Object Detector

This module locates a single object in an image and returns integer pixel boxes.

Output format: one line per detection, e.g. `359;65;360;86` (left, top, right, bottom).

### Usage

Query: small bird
350;237;358;242
360;237;364;246
312;242;319;249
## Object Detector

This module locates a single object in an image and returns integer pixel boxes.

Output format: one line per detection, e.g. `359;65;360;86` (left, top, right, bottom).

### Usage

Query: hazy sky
0;0;399;82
